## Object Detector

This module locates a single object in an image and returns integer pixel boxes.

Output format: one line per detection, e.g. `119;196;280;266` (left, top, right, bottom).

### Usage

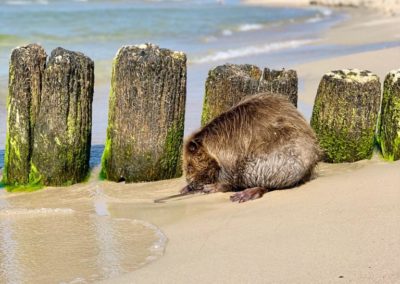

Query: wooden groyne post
101;43;186;183
311;69;381;163
3;44;47;186
3;45;94;189
201;64;298;125
31;47;94;186
378;69;400;161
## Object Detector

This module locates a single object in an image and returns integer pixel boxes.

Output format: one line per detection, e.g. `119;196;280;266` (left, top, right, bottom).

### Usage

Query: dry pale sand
100;7;400;284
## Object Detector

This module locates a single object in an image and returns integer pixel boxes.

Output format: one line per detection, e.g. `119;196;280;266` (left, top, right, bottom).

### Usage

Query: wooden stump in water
31;47;94;186
201;64;261;126
311;69;381;163
3;44;47;186
378;69;400;161
258;68;298;107
101;43;186;182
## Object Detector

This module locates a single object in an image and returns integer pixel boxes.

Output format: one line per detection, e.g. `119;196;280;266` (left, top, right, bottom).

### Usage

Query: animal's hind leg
230;187;268;203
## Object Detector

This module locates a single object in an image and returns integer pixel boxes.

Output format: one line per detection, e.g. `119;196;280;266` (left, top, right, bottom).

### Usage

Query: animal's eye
188;141;198;152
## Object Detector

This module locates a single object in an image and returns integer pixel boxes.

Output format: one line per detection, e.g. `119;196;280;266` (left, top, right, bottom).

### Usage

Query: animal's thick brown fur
182;93;322;202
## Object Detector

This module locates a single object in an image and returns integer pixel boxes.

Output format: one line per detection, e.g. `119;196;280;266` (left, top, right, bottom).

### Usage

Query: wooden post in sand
31;47;94;186
378;69;400;161
3;44;47;186
201;64;262;126
311;69;381;163
101;43;187;182
258;68;298;107
201;65;298;126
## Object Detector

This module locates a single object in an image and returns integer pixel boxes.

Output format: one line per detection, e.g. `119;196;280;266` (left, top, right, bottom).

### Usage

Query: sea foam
192;39;314;64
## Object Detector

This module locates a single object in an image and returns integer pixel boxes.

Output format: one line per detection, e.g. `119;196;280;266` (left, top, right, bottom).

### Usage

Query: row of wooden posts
2;43;400;191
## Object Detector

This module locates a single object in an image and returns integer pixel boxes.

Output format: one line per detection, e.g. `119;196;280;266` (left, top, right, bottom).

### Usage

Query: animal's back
201;93;321;189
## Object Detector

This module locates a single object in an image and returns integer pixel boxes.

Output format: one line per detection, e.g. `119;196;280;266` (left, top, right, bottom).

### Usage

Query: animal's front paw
180;185;192;194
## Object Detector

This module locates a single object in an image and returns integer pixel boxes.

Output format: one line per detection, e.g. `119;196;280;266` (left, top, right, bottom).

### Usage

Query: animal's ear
187;140;200;153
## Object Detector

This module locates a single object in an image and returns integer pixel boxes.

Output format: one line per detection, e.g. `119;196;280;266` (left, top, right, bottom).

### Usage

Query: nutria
181;93;321;203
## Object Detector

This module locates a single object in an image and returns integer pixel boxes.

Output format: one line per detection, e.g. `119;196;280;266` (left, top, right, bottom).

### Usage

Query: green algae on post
3;44;47;187
311;69;381;163
31;47;94;186
378;69;400;161
101;43;186;182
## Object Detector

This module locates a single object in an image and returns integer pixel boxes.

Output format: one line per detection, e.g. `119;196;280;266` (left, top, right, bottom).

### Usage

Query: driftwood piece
31;47;94;186
311;69;381;163
101;43;187;182
3;44;47;185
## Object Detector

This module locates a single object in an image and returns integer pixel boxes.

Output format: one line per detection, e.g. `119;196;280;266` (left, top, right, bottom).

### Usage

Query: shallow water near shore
0;169;168;283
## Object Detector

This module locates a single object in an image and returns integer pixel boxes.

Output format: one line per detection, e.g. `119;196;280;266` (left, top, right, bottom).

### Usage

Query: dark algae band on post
101;43;186;183
378;69;400;161
311;69;381;163
3;44;94;190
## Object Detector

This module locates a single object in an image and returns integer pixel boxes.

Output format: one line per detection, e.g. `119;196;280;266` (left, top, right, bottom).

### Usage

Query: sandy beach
0;1;399;283
99;5;400;284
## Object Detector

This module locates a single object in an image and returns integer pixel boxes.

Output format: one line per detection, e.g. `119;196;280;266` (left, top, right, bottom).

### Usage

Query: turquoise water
0;0;320;62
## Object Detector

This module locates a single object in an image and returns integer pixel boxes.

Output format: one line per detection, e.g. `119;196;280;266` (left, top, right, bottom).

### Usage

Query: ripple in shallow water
0;209;166;283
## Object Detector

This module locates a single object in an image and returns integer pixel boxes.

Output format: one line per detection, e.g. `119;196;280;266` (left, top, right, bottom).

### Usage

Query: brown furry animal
182;93;321;203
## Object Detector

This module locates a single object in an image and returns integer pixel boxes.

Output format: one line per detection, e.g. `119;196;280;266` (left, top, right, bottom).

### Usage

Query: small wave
6;0;48;5
0;208;75;216
192;39;314;64
306;16;323;23
133;220;168;260
222;29;233;36
237;23;264;32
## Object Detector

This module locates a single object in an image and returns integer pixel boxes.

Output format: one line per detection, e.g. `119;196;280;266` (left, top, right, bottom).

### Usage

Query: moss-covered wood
378;70;400;161
3;44;47;186
201;64;261;126
101;43;186;182
311;69;381;163
31;47;94;186
258;68;298;107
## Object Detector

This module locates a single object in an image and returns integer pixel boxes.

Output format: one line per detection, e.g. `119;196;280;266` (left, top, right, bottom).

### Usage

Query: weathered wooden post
201;64;261;126
30;47;94;186
101;43;186;182
258;68;298;107
3;44;47;186
378;69;400;161
311;69;381;163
